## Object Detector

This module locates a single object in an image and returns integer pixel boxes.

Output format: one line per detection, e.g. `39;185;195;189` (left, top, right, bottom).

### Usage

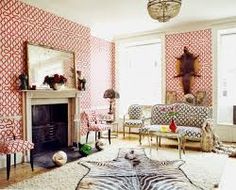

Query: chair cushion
0;140;34;154
124;120;143;127
89;124;112;132
177;126;202;140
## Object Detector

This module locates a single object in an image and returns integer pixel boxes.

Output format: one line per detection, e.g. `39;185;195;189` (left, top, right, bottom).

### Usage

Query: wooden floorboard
0;133;235;189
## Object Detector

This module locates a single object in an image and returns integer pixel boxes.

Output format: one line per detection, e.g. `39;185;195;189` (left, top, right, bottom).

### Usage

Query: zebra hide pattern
77;148;202;190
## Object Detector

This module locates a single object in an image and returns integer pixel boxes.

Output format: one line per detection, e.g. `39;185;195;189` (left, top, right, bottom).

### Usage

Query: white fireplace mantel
22;89;80;147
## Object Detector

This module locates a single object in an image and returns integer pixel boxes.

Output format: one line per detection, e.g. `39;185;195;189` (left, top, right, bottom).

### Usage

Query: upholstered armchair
0;116;34;180
123;104;145;138
81;111;112;144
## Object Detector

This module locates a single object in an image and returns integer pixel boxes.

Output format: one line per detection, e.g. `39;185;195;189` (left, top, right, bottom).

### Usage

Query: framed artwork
195;91;207;105
166;91;177;104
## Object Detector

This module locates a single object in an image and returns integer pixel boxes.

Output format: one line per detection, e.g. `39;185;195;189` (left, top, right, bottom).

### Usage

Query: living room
0;0;236;189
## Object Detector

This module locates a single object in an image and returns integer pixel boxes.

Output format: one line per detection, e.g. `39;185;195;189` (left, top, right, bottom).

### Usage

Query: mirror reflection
27;43;76;89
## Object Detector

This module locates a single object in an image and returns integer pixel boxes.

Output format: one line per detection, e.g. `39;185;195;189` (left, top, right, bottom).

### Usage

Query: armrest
123;114;129;122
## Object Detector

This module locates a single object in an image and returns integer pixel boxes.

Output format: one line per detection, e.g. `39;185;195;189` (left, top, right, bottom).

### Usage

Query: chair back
128;104;143;120
0;118;15;141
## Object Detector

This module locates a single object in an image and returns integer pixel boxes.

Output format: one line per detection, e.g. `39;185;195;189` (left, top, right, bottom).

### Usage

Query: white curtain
218;30;236;124
118;42;162;116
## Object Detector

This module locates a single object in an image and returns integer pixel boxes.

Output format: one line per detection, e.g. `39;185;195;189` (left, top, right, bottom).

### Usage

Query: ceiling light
147;0;182;22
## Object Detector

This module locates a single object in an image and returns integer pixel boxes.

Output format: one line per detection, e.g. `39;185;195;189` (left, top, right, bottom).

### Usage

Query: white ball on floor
52;151;67;166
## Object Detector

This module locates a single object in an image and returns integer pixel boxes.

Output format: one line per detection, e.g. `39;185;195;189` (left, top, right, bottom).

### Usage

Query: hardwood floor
0;133;236;189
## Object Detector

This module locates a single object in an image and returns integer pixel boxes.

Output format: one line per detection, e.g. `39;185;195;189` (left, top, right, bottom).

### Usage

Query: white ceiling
21;0;236;41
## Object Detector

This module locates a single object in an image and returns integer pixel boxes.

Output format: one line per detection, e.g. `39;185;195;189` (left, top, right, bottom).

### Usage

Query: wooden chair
123;104;144;138
81;112;112;144
0;116;34;180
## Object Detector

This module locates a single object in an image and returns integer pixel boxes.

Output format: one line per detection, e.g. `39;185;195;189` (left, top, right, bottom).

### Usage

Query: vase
53;83;64;90
169;118;177;133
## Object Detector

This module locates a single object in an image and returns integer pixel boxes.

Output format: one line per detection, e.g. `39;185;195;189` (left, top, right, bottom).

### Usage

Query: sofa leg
6;154;11;180
139;131;142;145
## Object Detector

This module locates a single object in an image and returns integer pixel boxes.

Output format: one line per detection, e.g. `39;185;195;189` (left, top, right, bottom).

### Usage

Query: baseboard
0;153;22;169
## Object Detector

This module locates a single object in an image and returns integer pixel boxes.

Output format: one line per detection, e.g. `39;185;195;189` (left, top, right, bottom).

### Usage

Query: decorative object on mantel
77;70;86;91
19;73;29;90
147;0;182;22
103;89;120;114
174;46;200;94
43;74;67;90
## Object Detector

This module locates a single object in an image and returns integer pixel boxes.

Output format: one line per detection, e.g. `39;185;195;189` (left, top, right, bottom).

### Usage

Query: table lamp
103;89;120;114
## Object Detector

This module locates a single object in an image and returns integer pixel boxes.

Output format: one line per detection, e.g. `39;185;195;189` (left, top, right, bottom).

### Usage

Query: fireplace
22;90;80;159
32;104;68;154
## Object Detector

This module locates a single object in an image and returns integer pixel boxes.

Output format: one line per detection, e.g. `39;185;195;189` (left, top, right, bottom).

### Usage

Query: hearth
32;104;68;154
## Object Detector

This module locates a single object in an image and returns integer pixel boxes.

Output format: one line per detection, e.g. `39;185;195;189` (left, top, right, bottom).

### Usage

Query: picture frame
195;91;207;105
166;91;177;104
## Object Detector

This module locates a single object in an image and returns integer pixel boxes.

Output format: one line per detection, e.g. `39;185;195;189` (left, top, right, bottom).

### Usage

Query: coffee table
140;125;185;159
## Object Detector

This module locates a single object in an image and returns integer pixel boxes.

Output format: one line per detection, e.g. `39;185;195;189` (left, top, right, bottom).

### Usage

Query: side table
101;121;119;138
140;125;185;159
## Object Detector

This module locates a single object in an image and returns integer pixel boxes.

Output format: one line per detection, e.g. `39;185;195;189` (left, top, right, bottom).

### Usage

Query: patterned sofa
145;103;212;141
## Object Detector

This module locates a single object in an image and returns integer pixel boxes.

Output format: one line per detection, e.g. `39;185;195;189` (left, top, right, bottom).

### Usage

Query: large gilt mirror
27;43;76;89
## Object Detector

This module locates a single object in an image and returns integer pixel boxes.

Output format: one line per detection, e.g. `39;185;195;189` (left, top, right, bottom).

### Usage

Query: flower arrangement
162;107;179;133
43;74;67;89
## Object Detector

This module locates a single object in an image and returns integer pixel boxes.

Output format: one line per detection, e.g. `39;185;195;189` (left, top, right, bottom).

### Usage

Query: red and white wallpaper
165;29;213;106
90;36;115;109
0;0;115;137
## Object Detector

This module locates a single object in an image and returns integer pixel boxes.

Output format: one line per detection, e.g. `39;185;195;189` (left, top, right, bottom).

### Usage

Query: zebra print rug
77;148;202;190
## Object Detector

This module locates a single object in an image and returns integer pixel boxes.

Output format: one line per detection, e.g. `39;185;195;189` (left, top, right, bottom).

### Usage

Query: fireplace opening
32;104;68;154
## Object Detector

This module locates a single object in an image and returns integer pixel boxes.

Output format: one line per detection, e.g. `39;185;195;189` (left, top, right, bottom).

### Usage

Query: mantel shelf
22;89;80;99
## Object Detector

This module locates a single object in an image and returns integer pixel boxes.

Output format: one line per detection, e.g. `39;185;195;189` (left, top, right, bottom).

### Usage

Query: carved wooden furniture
139;103;212;149
0;116;34;180
123;104;145;138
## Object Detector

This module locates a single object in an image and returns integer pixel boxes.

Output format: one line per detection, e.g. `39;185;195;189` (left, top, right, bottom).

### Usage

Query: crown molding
114;17;236;41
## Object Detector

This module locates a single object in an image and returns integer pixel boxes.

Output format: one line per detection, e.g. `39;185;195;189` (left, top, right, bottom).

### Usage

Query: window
217;28;236;124
118;41;162;116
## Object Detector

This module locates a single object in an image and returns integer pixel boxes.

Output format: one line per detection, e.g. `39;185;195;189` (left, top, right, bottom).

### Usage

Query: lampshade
103;89;120;99
147;0;182;22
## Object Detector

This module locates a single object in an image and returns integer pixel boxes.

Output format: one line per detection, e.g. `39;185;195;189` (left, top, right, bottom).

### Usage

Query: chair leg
95;132;97;141
30;149;34;171
86;132;90;143
14;153;16;168
108;129;111;145
98;132;101;139
6;154;11;180
129;127;131;135
123;125;125;139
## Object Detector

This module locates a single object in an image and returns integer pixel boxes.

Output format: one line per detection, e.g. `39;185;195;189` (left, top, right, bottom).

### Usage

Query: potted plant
43;74;67;90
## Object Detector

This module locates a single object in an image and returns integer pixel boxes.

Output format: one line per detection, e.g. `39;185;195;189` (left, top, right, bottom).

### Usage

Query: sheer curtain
118;42;162;116
218;29;236;124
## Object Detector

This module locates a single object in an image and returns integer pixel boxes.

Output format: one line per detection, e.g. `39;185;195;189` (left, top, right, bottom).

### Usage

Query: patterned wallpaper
0;0;114;137
90;36;115;109
165;29;213;106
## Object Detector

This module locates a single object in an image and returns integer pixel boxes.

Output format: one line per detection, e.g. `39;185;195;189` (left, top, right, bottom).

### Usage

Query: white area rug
7;140;227;190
